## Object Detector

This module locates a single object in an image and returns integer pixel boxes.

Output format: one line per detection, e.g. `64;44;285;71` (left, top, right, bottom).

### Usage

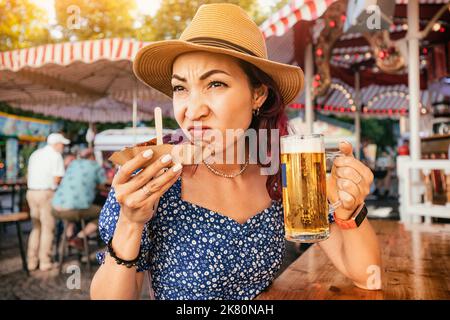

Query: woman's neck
203;140;250;174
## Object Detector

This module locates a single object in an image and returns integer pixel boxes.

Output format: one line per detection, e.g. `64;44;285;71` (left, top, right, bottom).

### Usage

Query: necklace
202;158;250;178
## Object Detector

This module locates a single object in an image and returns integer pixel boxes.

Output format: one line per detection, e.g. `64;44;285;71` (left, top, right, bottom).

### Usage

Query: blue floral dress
98;167;337;300
97;174;288;300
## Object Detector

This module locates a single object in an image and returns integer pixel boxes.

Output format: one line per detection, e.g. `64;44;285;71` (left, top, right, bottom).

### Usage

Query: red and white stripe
261;0;448;39
0;38;150;72
0;39;176;123
260;0;338;38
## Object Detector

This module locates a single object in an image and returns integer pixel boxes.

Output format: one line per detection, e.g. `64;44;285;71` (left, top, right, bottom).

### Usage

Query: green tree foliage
0;0;50;51
361;118;396;150
270;0;290;12
145;0;264;41
54;0;138;41
331;114;397;150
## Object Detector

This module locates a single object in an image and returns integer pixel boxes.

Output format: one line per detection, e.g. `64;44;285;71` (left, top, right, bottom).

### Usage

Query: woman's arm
318;217;381;289
322;141;382;289
90;215;146;299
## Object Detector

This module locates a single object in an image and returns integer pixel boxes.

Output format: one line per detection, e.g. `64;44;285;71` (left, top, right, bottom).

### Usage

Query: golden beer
280;134;329;242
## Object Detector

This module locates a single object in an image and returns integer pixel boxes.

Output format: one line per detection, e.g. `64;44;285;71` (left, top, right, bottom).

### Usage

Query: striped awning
0;39;172;123
260;0;338;38
0;38;149;71
260;0;449;39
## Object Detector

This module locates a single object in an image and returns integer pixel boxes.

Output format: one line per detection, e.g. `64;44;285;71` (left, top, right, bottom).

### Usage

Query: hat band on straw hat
187;37;259;57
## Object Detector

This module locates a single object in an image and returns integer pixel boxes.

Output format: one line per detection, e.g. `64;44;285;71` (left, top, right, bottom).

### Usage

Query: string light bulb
432;23;441;32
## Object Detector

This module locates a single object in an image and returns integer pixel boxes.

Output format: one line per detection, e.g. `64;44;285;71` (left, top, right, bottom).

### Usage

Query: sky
31;0;283;25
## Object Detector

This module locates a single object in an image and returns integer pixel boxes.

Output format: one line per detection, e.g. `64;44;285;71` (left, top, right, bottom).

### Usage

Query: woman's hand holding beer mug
327;141;374;220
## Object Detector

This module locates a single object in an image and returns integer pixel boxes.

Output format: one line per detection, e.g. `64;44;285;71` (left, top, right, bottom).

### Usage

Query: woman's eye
172;85;185;92
208;81;227;88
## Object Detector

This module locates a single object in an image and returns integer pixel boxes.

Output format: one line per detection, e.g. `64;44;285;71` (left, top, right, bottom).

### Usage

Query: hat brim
133;40;304;106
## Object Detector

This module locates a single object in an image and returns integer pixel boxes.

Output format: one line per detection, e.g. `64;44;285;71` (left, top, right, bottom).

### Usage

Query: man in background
52;148;106;250
26;133;70;271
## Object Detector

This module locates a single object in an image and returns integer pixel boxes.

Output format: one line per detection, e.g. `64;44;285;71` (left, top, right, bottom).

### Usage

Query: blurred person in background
64;153;77;169
26;133;69;271
374;149;395;199
52;148;107;250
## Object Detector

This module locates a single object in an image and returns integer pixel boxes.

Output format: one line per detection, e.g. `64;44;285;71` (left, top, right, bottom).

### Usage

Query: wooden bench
0;212;30;276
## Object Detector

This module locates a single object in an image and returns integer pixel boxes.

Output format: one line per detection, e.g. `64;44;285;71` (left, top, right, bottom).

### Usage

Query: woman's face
171;51;266;155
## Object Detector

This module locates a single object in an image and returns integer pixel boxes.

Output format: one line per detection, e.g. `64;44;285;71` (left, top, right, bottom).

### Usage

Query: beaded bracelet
106;237;140;268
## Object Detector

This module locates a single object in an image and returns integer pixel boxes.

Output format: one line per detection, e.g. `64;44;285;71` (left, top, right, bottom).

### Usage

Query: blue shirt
53;159;106;210
97;175;334;300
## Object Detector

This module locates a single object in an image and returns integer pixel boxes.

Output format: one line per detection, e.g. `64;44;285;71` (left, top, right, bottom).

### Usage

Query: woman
91;4;380;300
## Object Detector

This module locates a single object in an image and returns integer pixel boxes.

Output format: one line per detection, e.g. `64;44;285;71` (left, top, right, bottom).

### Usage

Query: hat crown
47;133;70;145
179;3;267;59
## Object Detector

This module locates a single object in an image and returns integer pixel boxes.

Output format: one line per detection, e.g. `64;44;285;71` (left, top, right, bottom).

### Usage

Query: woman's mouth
187;126;212;138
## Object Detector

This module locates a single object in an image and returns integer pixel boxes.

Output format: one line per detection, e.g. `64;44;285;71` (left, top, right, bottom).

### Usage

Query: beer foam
281;136;324;153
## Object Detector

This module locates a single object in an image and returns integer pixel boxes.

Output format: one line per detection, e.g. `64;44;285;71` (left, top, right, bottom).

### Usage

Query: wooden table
256;220;450;300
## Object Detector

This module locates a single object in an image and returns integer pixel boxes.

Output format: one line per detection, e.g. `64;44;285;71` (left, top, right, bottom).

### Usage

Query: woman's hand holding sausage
112;149;183;226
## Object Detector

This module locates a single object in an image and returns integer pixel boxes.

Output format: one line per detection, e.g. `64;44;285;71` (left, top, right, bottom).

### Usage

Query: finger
124;153;174;192
333;156;374;183
334;166;364;185
129;163;183;205
338;190;356;210
337;178;361;200
333;167;371;197
338;141;354;158
140;172;182;211
154;167;169;179
113;149;154;186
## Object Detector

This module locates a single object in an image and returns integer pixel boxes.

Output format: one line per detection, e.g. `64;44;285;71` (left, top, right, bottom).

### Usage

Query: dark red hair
237;59;288;201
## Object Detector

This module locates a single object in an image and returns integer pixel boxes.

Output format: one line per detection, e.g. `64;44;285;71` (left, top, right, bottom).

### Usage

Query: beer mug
280;134;341;243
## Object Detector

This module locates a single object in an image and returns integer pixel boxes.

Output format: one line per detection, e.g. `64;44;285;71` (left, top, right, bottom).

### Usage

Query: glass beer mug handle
326;151;344;214
325;151;345;160
329;199;342;214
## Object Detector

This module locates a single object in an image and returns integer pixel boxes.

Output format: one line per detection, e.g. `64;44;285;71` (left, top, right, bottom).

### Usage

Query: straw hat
133;3;304;105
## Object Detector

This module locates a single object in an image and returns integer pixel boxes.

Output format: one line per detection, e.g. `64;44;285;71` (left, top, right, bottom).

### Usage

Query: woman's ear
252;85;269;110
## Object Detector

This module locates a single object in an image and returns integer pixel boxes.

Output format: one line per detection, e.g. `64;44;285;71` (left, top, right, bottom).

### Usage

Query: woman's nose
185;93;210;121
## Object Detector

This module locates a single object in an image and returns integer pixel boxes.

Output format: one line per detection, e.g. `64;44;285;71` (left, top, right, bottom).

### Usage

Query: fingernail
143;149;153;158
161;154;172;163
172;163;183;172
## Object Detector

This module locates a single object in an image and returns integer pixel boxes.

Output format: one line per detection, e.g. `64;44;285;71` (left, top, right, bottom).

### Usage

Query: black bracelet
106;237;140;268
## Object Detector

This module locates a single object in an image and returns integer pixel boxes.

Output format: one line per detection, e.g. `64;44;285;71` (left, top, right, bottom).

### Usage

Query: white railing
397;156;450;223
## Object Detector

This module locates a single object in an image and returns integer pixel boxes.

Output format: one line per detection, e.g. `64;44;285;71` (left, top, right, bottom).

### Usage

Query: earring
253;108;260;117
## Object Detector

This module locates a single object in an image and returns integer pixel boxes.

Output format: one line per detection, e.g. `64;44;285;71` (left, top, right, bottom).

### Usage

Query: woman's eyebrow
171;74;186;82
171;69;231;82
199;69;231;80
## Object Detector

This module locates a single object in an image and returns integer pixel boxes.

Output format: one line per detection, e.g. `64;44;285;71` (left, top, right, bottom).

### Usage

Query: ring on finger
141;185;152;196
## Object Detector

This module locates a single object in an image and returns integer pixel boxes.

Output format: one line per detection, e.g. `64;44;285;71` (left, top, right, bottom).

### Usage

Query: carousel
262;0;450;223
